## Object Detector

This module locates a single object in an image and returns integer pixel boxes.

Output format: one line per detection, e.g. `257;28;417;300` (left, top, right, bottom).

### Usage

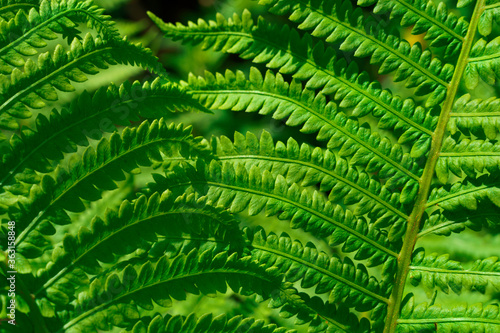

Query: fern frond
213;130;410;229
61;248;283;333
10;120;210;255
448;94;500;140
0;79;204;192
0;0;120;74
409;248;500;294
268;286;372;332
153;8;449;108
419;205;500;237
250;228;389;311
437;137;500;183
0;34;164;129
465;37;500;90
187;68;424;197
35;191;242;314
358;0;467;60
478;4;500;37
187;66;435;157
0;0;38;20
426;175;500;212
126;313;297;333
253;0;452;106
398;296;500;332
151;160;400;261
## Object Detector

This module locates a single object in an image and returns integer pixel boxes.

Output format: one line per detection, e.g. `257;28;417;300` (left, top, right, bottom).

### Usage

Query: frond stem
383;1;486;332
398;318;500;325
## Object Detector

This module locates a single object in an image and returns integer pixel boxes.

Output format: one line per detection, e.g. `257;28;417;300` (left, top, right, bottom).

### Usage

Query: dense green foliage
1;0;500;332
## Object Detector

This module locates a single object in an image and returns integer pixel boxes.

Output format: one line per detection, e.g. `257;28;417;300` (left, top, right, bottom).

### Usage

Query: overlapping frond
62;248;283;333
357;0;467;60
150;160;400;263
465;37;500;90
437;137;500;183
398;296;500;332
268;287;372;332
34;191;243;317
154;8;443;127
0;79;204;192
252;0;452;106
409;248;500;294
0;34;164;131
419;203;500;237
250;228;389;311
0;0;120;74
187;67;424;192
212;130;410;231
426;175;500;212
10;120;210;257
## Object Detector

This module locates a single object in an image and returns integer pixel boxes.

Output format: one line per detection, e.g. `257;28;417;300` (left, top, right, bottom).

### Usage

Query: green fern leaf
0;34;164;131
212;130;410;229
151;160;400;260
9;120;210;258
186;68;424;196
62;248;283;333
399;296;500;332
0;0;39;20
126;313;297;333
358;0;467;59
409;248;500;294
0;79;204;193
0;0;120;75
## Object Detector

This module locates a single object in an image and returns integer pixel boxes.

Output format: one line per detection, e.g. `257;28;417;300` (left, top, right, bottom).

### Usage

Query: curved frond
409;248;500;294
0;79;205;192
187;68;424;192
0;0;38;20
0;34;164;130
61;248;283;333
10;120;210;254
213;130;411;229
35;191;243;315
150;160;400;261
254;0;452;106
0;0;120;74
153;8;448;108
